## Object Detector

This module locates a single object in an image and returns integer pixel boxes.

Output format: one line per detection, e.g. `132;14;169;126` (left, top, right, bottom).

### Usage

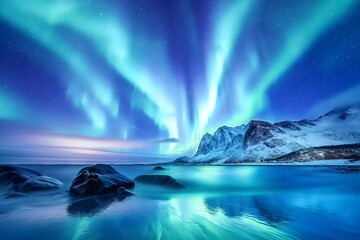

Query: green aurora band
0;0;357;154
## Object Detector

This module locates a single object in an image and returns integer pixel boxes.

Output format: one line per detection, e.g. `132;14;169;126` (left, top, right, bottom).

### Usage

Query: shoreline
2;159;360;166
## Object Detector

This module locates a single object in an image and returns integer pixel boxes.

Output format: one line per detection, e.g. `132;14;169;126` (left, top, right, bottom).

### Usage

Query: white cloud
308;84;360;117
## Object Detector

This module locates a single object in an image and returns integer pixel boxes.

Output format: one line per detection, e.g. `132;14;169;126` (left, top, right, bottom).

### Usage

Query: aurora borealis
0;0;359;162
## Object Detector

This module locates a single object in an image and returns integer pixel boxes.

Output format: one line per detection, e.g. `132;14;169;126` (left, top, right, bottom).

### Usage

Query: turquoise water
0;165;360;240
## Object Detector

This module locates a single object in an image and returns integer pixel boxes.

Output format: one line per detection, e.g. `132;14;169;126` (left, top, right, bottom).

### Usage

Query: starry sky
0;0;359;163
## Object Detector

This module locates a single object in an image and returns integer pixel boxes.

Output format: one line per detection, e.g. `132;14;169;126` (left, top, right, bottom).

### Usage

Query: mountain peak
321;105;360;121
176;104;360;164
194;133;215;156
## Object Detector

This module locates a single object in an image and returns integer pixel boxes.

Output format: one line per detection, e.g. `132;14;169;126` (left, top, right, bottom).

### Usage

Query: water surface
0;165;359;240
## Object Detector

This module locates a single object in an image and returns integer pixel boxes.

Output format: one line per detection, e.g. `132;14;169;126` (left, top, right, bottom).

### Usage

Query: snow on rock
195;133;215;156
174;105;360;164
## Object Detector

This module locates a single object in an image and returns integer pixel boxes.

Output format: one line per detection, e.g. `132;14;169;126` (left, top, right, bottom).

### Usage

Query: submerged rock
153;166;166;170
69;164;135;196
134;175;185;189
0;165;62;196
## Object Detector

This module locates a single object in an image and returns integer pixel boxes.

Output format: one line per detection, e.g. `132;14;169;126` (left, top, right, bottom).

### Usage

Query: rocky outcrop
244;120;284;147
0;165;62;197
294;119;316;126
274;121;301;131
69;164;135;196
153;166;166;170
268;143;360;162
134;175;185;189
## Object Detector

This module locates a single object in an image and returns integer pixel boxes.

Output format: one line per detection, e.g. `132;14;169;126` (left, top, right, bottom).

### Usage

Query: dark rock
244;120;284;147
134;175;185;189
247;120;275;129
295;119;316;126
264;138;286;148
69;164;135;196
0;165;62;195
339;111;351;120
322;107;356;120
271;143;360;162
274;121;301;131
153;166;166;170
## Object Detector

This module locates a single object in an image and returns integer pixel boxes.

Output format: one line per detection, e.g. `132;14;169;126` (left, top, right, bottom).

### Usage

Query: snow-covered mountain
175;105;360;164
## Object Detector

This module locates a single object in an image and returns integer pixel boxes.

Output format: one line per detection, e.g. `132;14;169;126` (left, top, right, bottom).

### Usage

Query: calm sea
0;164;360;240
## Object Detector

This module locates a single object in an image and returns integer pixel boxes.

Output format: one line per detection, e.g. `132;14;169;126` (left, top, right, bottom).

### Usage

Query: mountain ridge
174;105;360;164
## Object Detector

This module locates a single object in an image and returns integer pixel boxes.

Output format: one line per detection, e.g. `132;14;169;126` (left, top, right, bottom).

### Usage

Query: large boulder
0;165;62;195
69;164;135;196
134;175;185;189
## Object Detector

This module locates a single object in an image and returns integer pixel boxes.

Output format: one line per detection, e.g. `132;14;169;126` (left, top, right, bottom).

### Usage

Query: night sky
0;0;359;163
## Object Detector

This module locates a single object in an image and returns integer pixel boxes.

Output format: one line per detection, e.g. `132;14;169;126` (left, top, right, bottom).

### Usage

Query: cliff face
175;106;360;164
